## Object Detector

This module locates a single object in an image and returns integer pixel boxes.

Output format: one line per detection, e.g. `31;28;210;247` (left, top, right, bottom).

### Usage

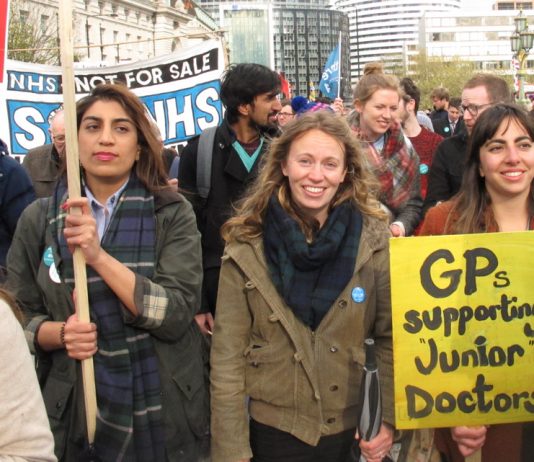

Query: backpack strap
196;126;218;199
168;155;180;179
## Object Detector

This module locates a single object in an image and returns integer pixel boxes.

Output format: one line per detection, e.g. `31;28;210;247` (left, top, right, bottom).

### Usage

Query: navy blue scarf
263;196;362;330
51;174;165;461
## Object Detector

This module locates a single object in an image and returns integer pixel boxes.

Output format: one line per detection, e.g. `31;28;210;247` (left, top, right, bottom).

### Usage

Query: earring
136;149;140;161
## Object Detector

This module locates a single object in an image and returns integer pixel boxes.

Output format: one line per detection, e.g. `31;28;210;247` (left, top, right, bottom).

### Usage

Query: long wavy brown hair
76;83;169;192
447;103;534;233
221;111;386;243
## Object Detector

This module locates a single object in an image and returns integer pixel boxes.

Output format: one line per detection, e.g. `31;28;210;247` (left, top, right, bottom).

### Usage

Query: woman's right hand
63;313;98;360
451;425;487;456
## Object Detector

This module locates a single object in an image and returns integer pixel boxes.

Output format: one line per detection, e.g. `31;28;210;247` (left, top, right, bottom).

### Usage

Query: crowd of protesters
0;60;532;462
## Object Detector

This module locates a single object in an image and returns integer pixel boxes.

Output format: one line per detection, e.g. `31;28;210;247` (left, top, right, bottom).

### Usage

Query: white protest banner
0;39;224;157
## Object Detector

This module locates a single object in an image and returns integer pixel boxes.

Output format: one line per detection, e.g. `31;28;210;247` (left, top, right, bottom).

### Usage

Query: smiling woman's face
281;128;346;227
479;117;534;203
78;99;139;191
355;88;400;141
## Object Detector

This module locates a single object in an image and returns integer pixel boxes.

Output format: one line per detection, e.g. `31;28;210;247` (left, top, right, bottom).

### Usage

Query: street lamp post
510;9;534;106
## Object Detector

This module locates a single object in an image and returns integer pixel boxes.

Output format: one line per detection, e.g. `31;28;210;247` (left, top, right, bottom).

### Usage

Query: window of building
485;16;510;26
441;32;455;41
457;17;481;27
40;14;49;33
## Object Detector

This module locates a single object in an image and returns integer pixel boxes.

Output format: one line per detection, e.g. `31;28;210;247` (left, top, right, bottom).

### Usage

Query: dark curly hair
220;63;280;124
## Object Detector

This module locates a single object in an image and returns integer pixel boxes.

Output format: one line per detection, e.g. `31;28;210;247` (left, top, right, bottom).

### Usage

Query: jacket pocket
42;374;74;458
244;344;295;406
170;356;210;439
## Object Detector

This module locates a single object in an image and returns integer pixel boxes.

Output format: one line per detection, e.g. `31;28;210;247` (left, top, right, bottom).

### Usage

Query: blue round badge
419;163;429;175
444;126;450;133
43;247;54;267
351;287;366;303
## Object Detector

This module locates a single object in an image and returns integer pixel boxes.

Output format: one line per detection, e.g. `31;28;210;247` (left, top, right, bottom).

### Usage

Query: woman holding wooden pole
7;83;209;461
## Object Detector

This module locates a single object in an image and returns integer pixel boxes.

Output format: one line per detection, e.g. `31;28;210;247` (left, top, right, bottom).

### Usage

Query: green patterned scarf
51;173;165;461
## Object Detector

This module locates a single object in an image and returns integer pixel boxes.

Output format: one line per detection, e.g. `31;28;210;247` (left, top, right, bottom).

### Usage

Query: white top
0;298;56;461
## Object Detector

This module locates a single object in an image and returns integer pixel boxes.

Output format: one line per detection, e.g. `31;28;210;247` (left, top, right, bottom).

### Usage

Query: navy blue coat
0;139;35;274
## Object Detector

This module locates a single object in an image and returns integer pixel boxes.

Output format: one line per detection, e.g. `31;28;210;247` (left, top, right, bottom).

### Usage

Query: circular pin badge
43;246;54;267
351;287;366;303
444;126;450;133
419;163;429;175
49;262;61;284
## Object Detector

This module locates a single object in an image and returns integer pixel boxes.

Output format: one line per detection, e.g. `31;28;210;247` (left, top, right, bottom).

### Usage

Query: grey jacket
7;190;209;461
210;214;394;462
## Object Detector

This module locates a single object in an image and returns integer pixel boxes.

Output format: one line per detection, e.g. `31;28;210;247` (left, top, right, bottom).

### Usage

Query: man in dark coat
178;63;281;334
22;109;65;198
432;98;465;138
0;138;35;280
429;87;450;126
424;74;511;215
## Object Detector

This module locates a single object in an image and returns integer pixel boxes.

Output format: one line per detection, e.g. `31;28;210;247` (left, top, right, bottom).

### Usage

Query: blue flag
319;45;340;99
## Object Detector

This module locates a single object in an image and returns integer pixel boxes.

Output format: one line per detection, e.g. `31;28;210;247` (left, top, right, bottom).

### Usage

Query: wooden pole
57;0;97;446
465;450;481;462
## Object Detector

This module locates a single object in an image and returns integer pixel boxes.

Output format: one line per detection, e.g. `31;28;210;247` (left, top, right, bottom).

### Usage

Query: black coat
432;117;465;138
423;132;468;215
178;119;272;312
0;139;35;274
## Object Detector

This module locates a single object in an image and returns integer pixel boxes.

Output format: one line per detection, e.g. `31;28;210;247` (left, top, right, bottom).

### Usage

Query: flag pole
337;31;342;99
58;0;98;448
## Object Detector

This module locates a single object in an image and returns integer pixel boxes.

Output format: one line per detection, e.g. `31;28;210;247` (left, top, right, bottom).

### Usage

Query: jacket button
338;299;347;308
330;346;338;353
268;314;279;322
327;417;336;424
330;385;338;391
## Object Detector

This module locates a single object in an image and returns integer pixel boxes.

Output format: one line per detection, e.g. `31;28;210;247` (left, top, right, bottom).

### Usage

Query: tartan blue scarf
51;174;165;461
263;196;362;330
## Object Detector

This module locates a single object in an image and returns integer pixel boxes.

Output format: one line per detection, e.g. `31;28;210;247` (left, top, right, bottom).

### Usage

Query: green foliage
392;51;514;110
8;0;60;65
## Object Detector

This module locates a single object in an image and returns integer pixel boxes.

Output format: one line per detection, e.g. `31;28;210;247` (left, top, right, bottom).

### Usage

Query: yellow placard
390;232;534;429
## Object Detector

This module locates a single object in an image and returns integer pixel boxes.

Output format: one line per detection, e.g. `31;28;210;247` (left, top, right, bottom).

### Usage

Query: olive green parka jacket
7;190;209;461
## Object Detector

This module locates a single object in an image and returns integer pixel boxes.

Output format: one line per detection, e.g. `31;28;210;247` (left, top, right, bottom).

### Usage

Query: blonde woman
350;62;422;236
211;111;395;462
